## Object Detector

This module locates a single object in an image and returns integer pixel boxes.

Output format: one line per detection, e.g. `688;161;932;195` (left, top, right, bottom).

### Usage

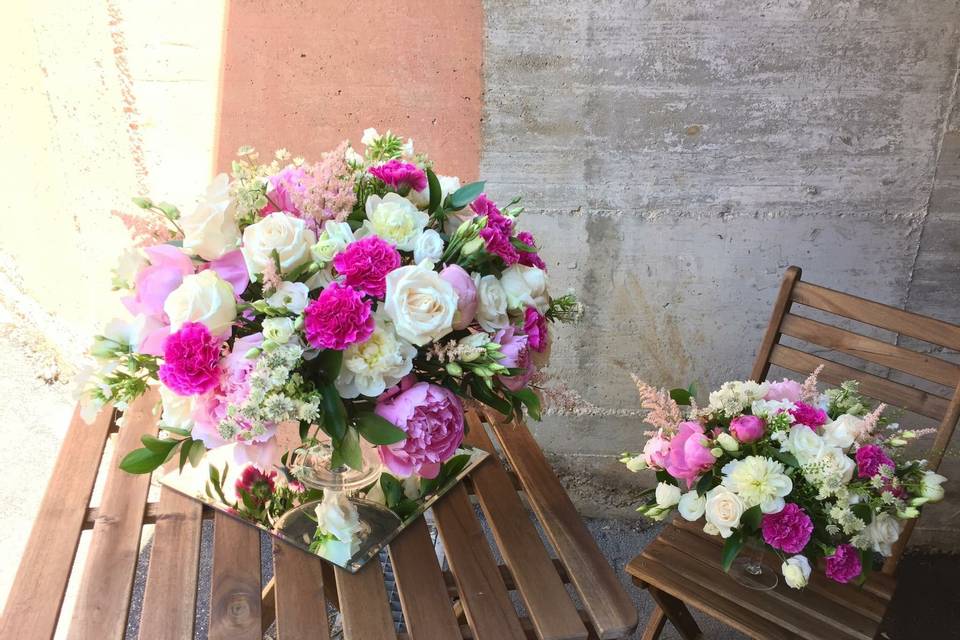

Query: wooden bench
1;399;638;639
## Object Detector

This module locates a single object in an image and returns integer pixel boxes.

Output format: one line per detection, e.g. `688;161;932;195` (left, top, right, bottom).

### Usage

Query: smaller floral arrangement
621;368;948;589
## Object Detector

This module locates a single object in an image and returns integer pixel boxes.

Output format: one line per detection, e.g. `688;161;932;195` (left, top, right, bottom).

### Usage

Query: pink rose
439;264;477;330
158;322;223;396
825;544;862;584
303;283;375;350
665;421;716;488
493;326;534;392
332;236;400;299
375;377;465;478
761;503;813;553
642;431;671;469
764;378;802;403
729;415;765;443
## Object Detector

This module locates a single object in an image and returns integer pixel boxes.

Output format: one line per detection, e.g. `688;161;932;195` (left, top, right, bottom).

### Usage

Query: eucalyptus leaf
355;412;406;444
426;167;442;214
448;181;485;210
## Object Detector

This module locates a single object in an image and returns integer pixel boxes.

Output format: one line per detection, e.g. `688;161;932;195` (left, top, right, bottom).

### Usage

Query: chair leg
641;604;667;640
647;587;703;640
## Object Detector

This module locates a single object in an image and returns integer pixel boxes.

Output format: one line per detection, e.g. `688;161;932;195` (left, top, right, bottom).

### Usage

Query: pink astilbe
857;403;887;441
267;142;357;225
260;261;282;294
631;374;684;435
800;365;824;403
112;209;178;247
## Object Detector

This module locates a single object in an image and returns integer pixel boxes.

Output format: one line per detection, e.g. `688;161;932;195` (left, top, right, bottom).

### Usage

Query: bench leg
641;604;667;640
647;587;702;640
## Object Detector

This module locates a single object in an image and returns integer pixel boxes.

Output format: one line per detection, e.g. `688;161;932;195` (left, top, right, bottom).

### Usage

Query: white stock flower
159;385;195;429
362;192;428;250
311;220;356;264
858;512;903;556
262;317;295;345
704;486;744;538
822;413;864;449
473;274;509;332
181;173;241;260
241;212;316;276
336;313;416;398
266;281;310;313
721;456;793;514
678;491;707;521
500;265;549;313
655;482;682;508
782;424;825;465
384;263;458;346
781;555;811;589
414;229;444;265
164;270;237;336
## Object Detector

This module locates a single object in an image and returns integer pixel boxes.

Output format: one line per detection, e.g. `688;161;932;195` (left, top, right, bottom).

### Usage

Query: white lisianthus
500;265;549;314
362;192;429;250
267;281;310;314
159;385;195;429
782;424;825;465
414;229;444;265
473;274;509;331
311;221;356;265
241;212;317;276
721;456;793;514
678;491;707;521
655;482;682;508
384;263;458;346
262;317;295;345
717;432;739;452
822;413;864;449
621;454;646;472
781;555;811;589
336;313;416;398
114;248;148;289
164;270;237;336
97;315;152;356
704;486;745;538
857;512;903;556
918;471;947;503
181;173;242;260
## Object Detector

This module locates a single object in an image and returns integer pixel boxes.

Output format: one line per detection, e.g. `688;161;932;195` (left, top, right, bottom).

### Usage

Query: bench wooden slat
487;416;638;639
769;344;950;419
272;540;330;640
432;483;527;640
0;404;113;640
138;488;203;639
335;561;396;640
387;516;462;640
779;313;960;388
68;392;158;639
464;412;587;640
209;512;262;640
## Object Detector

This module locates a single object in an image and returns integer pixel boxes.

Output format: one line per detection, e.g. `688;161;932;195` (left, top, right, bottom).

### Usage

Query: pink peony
855;444;894;478
368;159;427;193
303;283;374;350
159;322;223;396
665;421;716;487
332;236;400;299
764;378;803;403
825;544;862;584
761;503;813;553
729;415;765;443
234;465;277;507
494;325;534;392
473;195;520;265
642;431;671;469
523;307;549;352
263;165;307;217
515;231;547;270
439;264;477;330
375;377;465;479
789;402;828;429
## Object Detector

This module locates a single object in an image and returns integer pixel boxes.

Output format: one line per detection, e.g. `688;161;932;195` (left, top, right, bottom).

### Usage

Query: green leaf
160;425;192;437
321;384;347;440
511;388;541;421
131;196;153;209
721;531;746;572
119;447;167;474
670;387;693;406
141;434;178;454
420;474;441;496
448;181;485;210
380;474;403;508
339;427;363;471
157;202;180;220
316;349;343;384
741;504;763;531
510;237;538;253
695;472;714;496
442;453;471;480
851;502;873;526
178;441;192;472
299;420;311;441
394;498;420;519
426;167;442;214
188;439;206;467
470;379;512;416
355;412;406;445
775;451;801;469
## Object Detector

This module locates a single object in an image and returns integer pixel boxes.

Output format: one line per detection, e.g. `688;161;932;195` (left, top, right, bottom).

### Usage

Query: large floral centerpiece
621;368;947;589
81;129;577;490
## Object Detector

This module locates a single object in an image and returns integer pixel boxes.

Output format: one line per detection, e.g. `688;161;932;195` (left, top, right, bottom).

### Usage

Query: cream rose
384;263;458;346
859;512;902;556
414;229;444;265
241;212;316;277
678;491;707;521
474;274;509;331
267;281;310;313
782;424;825;465
704;486;744;538
164;270;237;336
822;413;864;449
181;173;241;261
781;555;811;589
500;264;549;313
655;482;682;508
362;192;428;250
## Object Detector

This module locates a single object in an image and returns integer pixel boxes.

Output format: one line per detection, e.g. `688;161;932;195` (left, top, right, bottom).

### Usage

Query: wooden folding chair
1;393;637;639
626;265;960;640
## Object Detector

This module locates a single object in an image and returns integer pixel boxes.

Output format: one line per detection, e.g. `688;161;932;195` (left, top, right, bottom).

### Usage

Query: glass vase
729;538;779;591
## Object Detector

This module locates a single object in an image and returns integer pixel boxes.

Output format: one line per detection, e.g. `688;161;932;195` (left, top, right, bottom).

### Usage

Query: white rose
473;274;509;331
159;385;195;429
782;424;825;465
262;317;295;345
859;512;903;556
655;482;682;508
361;127;381;146
384;263;458;346
822;413;864;449
312;221;356;264
500;265;549;313
704;486;744;538
362;192;428;250
919;471;947;502
781;555;811;589
241;212;317;277
164;270;237;336
336;313;416;398
678;491;706;521
267;281;310;313
414;229;444;265
181;173;241;260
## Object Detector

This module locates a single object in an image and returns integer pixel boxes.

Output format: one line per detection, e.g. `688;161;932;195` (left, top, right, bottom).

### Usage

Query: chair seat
626;522;895;640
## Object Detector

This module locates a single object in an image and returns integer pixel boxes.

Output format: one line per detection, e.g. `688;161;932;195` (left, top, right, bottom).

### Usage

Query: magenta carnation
855;444;894;478
516;231;547;270
368;159;427;192
494;325;534;392
332;236;400;298
825;544;862;584
729;414;765;443
524;307;549;352
158;322;223;396
303;283;374;350
375;377;465;479
761;503;813;554
473;194;520;265
789;402;828;428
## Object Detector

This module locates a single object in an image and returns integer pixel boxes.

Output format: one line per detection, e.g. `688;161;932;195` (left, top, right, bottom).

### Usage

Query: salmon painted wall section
215;0;484;180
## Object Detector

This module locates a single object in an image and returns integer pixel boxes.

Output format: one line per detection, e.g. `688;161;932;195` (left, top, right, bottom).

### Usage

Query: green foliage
721;530;746;572
119;447;168;474
510;388;542;421
740;504;763;532
446;181;485;210
355;412;406;445
420;453;472;496
426;168;442;214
